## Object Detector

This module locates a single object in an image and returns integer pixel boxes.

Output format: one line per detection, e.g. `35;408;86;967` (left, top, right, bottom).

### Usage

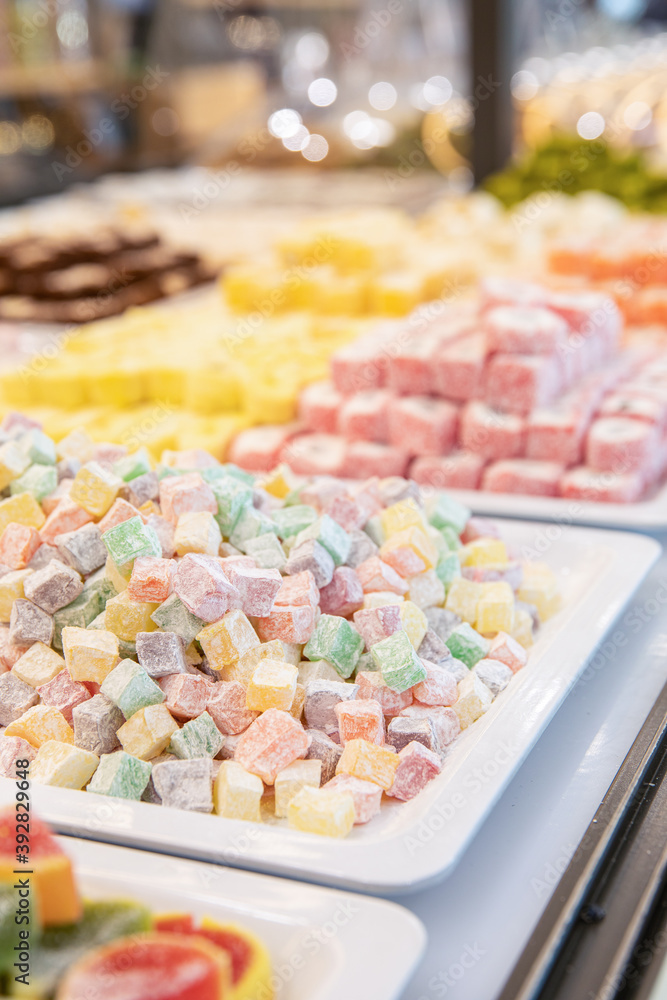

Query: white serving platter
446;483;667;532
37;837;425;1000
0;523;660;895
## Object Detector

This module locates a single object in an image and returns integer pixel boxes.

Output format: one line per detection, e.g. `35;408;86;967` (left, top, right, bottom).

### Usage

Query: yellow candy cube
445;578;481;624
475;582;515;635
380;499;428;538
197;610;260;674
257;465;294;500
461;538;508;567
62;626;119;683
511;607;534;649
30;740;99;789
399;600;428;649
0;493;45;534
274;759;322;818
453;673;493;730
380;526;437;574
0;569;33;623
362;592;404;610
117;704;179;760
246;660;298;712
287;786;355;838
70;461;122;518
336;738;400;790
104;592;159;642
518;563;561;622
226;639;286;686
213;760;264;821
105;555;130;591
56;427;94;462
5;705;74;747
0;441;30;490
174;511;222;557
290;682;306;721
12;643;66;688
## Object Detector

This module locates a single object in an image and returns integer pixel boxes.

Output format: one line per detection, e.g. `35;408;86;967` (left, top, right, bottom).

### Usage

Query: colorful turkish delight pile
0;415;560;838
230;279;667;504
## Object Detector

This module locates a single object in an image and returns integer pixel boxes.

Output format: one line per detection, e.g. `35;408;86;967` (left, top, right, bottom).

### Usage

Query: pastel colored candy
370;629;426;693
355;670;413;716
305;728;342;783
152;757;213;813
303;614;364;679
287;785;355;838
159;673;212;720
274;758;322;817
387;741;442;801
117;704;179;760
100;659;165;719
5;704;74;747
412;660;458;707
173;553;240;623
206;680;258;735
37;668;90;723
0;734;37;777
304;679;358;730
136;630;189;678
335;699;384;746
62;626;119;683
168;711;225;760
325;773;382;824
336;738;399;789
0;672;39;725
213;759;264;820
30;740;99;789
72;693;123;754
386;716;438;753
473;657;513;696
487;631;528;673
246;660;298;712
24;559;83;615
234;707;309;784
87;750;152;799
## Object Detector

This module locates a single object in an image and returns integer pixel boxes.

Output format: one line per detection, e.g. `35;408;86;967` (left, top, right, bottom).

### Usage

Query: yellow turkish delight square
518;563;561;622
70;461;122;518
12;643;65;688
336;738;399;790
246;660;298;712
461;538;508;567
399;600;428;649
117;704;179;760
0;493;45;534
274;759;321;818
197;610;260;674
287;786;355;838
174;511;222;557
213;760;263;821
104;592;159;642
62;626;119;683
380;499;428;537
30;740;99;789
475;581;514;635
0;569;33;623
5;705;74;747
445;578;481;624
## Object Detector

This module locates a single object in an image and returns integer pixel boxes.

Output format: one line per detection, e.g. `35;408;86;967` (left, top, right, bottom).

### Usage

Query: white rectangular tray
0;523;660;894
46;837;426;1000
446;482;667;532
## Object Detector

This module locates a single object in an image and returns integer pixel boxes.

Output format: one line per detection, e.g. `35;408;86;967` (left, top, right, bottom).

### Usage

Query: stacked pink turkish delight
230;280;667;503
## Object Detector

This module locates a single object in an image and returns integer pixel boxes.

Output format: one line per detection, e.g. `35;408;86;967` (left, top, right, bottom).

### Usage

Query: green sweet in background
485;134;667;212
